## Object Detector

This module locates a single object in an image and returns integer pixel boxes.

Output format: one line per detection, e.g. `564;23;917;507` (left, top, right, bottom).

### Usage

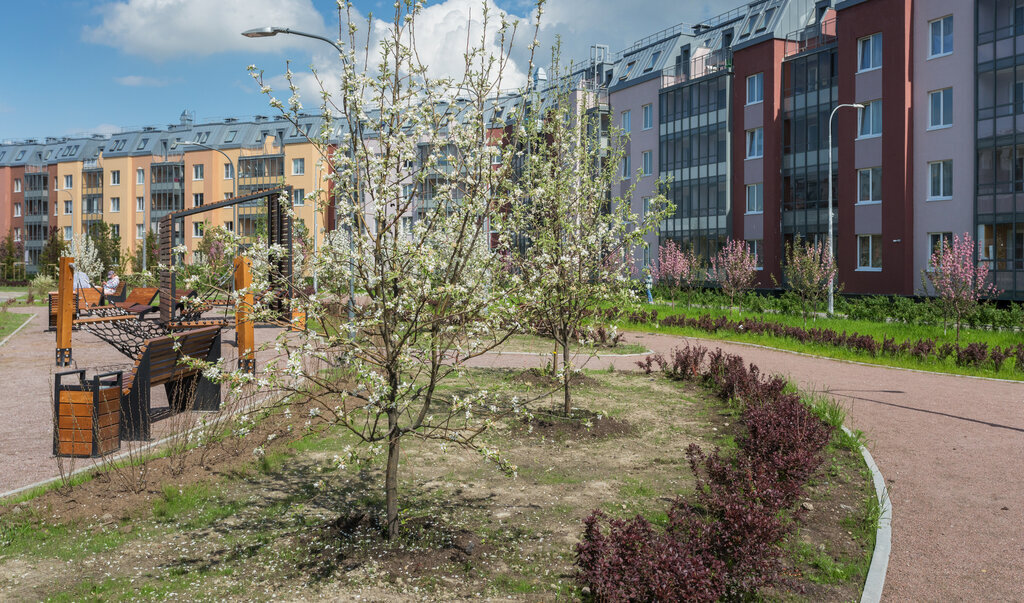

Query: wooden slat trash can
53;370;123;458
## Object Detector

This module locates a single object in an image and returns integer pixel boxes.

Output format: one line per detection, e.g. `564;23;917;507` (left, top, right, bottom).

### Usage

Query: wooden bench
114;287;159;318
48;290;78;330
121;326;223;440
77;287;104;312
105;281;127;303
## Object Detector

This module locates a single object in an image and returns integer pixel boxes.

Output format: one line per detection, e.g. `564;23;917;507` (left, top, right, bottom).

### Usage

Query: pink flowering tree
710;238;758;313
653;239;704;306
782;235;838;326
926;232;1001;343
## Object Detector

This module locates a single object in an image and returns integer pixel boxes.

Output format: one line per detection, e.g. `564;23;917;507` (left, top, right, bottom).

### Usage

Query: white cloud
68;123;122;137
84;0;328;60
115;75;173;87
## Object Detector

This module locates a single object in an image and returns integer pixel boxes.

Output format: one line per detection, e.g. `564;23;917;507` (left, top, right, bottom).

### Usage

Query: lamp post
174;140;237;234
243;25;360;334
827;102;864;315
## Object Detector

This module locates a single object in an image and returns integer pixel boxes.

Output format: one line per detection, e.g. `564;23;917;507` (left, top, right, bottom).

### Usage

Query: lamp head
242;27;284;38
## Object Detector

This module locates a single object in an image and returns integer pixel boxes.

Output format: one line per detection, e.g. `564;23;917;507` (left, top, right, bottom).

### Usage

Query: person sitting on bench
102;270;120;296
73;269;92;290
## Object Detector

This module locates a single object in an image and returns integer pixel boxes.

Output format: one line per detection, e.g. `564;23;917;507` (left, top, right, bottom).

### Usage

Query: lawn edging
848;425;892;603
0;311;35;348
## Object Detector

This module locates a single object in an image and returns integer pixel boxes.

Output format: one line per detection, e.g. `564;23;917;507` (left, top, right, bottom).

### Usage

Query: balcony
659;48;733;88
784;17;837;59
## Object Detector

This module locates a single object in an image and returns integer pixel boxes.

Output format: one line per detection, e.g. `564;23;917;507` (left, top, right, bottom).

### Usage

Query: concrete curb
0;312;36;348
844;425;893;603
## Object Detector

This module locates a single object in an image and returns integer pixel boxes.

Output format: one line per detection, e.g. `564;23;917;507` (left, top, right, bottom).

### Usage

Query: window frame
192;222;204;238
746;72;764;105
928;88;953;129
641;150;653;176
293;188;305;206
136;196;145;212
857;33;883;72
64;200;73;215
136;168;145;185
857;234;883;270
64;175;73;189
110;197;120;213
928;159;953;199
927;231;954;270
642;104;653;130
13;203;21;218
622;110;631;133
13;178;22;193
746;127;764;159
857;100;882;139
224;163;234;179
192;193;204;207
928;15;953;58
192;164;204;181
63;226;72;241
622;155;632;179
747;239;764;270
745;183;764;213
110;170;120;186
857;167;882;204
292;158;305;176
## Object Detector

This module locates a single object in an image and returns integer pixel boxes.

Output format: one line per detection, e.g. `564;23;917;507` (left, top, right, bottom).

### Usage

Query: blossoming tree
653;239;703;306
710;238;758;313
926;232;1000;343
781;235;838;325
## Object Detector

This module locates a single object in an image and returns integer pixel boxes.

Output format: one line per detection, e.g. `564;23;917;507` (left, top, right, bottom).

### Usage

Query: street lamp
827;102;864;315
173;140;237;235
243;25;359;334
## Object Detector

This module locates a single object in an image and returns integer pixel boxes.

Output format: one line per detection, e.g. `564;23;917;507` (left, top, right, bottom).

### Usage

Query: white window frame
642;104;653;130
292;158;305;175
63;226;72;241
746;128;764;159
641;151;653;176
13;178;21;193
111;224;120;238
928;88;953;129
64;175;73;189
857;234;883;270
293;188;305;206
622;155;631;179
223;221;233;232
192;164;204;181
927;232;953;270
193;193;204;207
857;167;882;204
858;33;883;72
137;224;145;239
858;100;882;139
929;15;953;59
747;239;763;270
136;196;145;212
110;170;120;186
642;196;651;218
136;168;145;185
745;183;763;213
192;222;204;237
64;200;73;215
928;160;953;200
110;197;120;213
746;73;764;105
224;163;234;179
622;110;631;134
13;227;21;242
13;203;21;218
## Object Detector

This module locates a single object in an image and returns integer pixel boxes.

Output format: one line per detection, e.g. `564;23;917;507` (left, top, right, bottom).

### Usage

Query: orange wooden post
55;256;75;366
290;309;306;332
234;255;255;374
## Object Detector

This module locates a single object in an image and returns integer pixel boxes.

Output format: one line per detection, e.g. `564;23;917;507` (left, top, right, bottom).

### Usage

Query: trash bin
54;370;123;458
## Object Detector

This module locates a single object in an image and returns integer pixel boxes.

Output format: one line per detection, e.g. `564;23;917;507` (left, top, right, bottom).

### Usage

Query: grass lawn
0;312;30;341
0;369;874;601
615;302;1023;380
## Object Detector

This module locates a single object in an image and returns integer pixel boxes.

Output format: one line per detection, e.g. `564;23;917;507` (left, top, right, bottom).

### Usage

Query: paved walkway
2;315;1022;600
469;332;1024;601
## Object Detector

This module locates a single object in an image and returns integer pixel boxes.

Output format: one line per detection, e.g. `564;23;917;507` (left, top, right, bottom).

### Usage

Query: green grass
787;541;867;585
616;303;1023;380
0;311;30;341
0;516;136;561
152;483;242;529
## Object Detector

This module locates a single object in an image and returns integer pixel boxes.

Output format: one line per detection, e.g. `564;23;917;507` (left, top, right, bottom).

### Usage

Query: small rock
581;586;592;596
1001;506;1010;511
101;513;114;523
118;524;133;534
801;502;814;512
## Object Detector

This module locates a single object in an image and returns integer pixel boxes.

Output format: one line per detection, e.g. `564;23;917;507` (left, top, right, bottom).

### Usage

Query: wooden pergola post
234;255;255;374
55;256;75;367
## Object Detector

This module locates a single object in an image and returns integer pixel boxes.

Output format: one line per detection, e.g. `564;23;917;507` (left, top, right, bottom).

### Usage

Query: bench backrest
77;287;103;310
137;326;222;387
124;287;158;307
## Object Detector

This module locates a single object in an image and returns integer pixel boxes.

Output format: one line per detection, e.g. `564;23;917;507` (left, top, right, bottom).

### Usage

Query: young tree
781;234;838;325
87;222;121;276
193;0;550;541
653;239;703;307
128;230;158;276
926;232;1000;343
710;238;758;313
38;229;68;278
0;232;20;280
502;69;671;416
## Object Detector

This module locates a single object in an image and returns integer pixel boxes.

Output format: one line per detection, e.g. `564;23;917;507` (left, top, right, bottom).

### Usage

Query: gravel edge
844;425;893;603
0;311;36;348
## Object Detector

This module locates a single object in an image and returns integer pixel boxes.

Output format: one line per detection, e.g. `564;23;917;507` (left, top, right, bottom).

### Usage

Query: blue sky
0;0;733;142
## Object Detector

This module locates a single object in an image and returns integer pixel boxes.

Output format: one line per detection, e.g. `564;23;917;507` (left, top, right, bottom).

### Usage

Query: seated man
102;270;120;295
72;269;92;290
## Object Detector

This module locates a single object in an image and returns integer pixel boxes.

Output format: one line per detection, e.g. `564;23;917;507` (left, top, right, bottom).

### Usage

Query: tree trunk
562;339;572;416
385;408;400;540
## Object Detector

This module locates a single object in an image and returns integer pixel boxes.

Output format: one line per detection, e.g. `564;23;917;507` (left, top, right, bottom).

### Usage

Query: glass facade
658;73;730;260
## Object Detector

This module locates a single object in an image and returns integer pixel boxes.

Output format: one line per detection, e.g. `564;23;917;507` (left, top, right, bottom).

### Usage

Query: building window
928;160;953;199
858;33;882;72
857;234;882;270
224;163;234;179
927;232;953;268
622;110;631;133
642;196;650;218
64;175;73;189
746;73;764;104
192;222;204;237
224;192;232;200
642;104;653;130
136;168;145;185
13;203;21;218
136;196;145;212
111;224;120;238
13;228;21;242
641;151;653;176
110;197;120;212
13;178;21;193
746;128;764;158
929;15;953;58
929;88;952;128
858;100;882;138
622;155;631;178
292;158;305;175
746;183;763;213
224;221;233;233
293;188;305;206
747;239;763;269
111;170;120;185
857;168;882;203
192;164;204;181
64;200;73;215
63;226;72;241
137;224;145;239
193;193;204;207
401;216;412;235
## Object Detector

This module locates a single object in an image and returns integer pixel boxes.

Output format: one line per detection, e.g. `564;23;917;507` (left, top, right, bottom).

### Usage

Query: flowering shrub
925;233;1001;343
710;238;758;312
782;235;839;323
653;239;704;305
580;348;834;599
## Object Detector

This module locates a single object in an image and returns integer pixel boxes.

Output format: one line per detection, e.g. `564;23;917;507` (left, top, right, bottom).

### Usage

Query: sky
0;0;740;142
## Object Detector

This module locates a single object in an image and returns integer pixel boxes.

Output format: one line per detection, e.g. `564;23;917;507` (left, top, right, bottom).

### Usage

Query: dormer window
15;151;25;161
619;61;636;81
741;16;756;37
137;138;149;150
645;51;662;73
224;130;237;143
757;7;776;32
